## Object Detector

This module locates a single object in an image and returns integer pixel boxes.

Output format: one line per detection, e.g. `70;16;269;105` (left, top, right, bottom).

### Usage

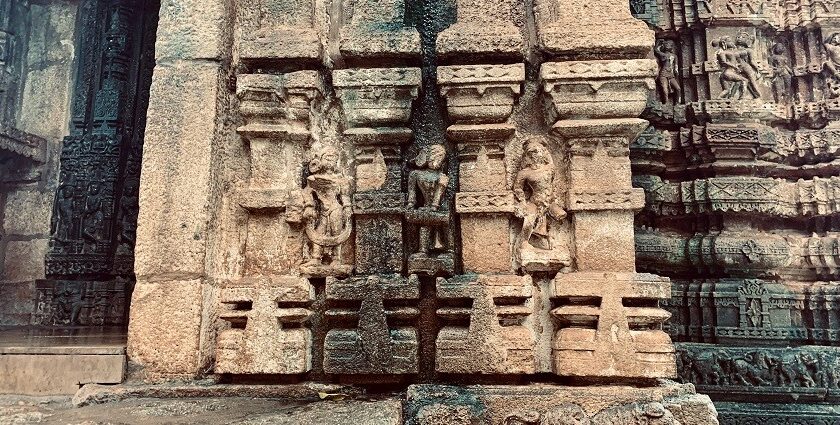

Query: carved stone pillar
332;68;420;276
236;72;323;196
540;58;675;377
439;64;524;274
325;0;423;377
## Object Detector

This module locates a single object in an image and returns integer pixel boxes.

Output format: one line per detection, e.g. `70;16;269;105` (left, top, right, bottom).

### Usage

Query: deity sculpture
287;147;353;276
769;43;793;104
715;33;762;100
51;184;75;243
406;144;453;274
82;182;105;253
824;33;840;98
654;39;681;105
513;139;567;266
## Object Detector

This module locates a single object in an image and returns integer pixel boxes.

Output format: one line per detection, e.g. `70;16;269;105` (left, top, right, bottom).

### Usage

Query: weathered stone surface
134;61;225;277
127;279;205;379
216;277;314;375
0;353;124;395
3;188;51;235
2;239;48;282
155;0;231;61
406;383;717;425
436;274;536;374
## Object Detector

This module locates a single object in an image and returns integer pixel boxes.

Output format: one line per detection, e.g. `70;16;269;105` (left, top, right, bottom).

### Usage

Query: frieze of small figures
676;344;840;394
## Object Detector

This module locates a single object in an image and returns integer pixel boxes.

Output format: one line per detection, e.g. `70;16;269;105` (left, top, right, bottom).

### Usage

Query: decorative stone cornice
333;67;421;130
438;64;525;126
638;176;840;217
0;123;47;163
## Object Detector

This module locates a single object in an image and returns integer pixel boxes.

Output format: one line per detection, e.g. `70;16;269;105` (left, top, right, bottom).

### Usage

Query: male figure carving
654;40;681;104
300;147;353;271
407;144;449;257
513;139;566;263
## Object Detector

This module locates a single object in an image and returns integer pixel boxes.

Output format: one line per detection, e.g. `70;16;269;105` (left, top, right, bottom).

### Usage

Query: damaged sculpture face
287;146;353;277
513;138;566;267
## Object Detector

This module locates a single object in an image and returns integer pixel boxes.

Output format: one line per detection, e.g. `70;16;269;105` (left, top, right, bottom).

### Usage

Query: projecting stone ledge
0;123;47;163
64;381;717;424
406;382;718;424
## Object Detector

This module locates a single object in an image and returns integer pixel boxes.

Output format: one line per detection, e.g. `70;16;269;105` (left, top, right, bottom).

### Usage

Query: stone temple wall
124;0;720;422
0;0;77;325
631;0;840;422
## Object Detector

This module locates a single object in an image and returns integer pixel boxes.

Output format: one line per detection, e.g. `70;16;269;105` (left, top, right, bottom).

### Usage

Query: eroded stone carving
513;139;568;272
287;147;353;277
406;144;453;275
216;277;314;374
436;275;536;374
324;275;419;375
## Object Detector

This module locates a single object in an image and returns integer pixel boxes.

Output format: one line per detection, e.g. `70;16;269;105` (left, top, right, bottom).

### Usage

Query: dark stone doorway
38;0;160;328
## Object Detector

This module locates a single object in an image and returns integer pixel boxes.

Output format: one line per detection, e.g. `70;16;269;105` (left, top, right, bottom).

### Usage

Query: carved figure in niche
116;180;139;254
654;39;682;104
82;182;105;253
823;33;840;98
769;43;793;104
407;144;449;254
52;284;84;325
513;139;567;266
715;34;762;100
296;147;353;276
51;184;75;243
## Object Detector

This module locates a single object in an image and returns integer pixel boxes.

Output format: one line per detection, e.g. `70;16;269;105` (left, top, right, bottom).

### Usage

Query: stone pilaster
439;64;525;274
333;67;421;276
540;56;675;377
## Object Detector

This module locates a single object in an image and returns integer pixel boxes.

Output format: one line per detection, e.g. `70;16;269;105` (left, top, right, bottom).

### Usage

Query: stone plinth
215;276;314;375
435;274;536;374
551;272;676;378
406;382;717;424
324;275;419;375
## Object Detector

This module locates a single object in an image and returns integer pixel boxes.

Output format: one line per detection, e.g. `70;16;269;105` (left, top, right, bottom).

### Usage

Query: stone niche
126;0;718;423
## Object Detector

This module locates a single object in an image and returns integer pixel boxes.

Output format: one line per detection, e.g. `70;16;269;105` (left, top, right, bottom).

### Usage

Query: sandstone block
127;279;205;379
436;274;536;374
134;61;224;277
155;0;231;61
2;239;48;282
215;276;314;375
